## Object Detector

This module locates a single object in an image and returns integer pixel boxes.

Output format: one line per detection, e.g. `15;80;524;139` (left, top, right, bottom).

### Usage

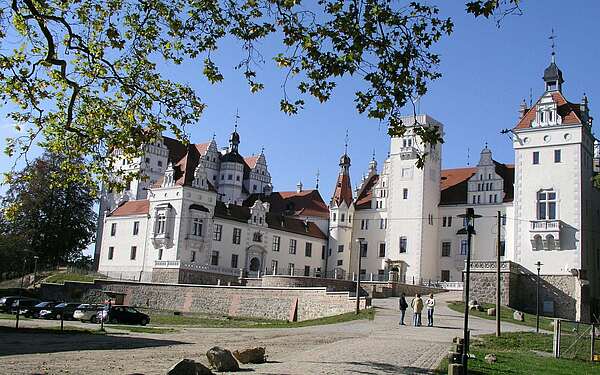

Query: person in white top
426;293;435;327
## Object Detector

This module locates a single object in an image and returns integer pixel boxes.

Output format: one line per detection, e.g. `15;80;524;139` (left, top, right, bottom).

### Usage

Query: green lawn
0;313;30;320
437;332;598;374
447;301;555;330
144;307;375;328
44;272;106;284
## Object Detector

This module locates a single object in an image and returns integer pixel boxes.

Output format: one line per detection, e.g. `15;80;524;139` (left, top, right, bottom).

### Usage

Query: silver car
73;304;104;323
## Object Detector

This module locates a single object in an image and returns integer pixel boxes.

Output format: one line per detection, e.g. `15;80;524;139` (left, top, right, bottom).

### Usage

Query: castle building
95;56;599;321
96;128;329;282
329;57;599;321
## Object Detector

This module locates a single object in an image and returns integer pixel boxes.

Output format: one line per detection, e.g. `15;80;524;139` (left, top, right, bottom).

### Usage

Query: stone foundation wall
39;279;367;322
258;275;356;291
466;261;581;320
361;281;446;298
152;268;241;286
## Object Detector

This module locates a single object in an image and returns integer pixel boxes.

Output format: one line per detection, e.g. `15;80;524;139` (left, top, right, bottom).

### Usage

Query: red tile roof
244;190;330;219
332;173;353;207
214;201;326;239
244;156;259;169
515;91;582;129
439;164;514;205
109;200;149;217
355;174;379;210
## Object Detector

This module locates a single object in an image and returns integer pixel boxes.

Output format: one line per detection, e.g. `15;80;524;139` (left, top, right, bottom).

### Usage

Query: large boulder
513;311;525;322
487;308;496;316
206;347;240;372
233;347;266;364
167;359;214;375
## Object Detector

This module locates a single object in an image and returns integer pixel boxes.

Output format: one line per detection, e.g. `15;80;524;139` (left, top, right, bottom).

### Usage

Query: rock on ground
513;311;525;321
487;308;496;316
167;359;214;375
233;347;266;364
484;353;497;364
206;347;240;372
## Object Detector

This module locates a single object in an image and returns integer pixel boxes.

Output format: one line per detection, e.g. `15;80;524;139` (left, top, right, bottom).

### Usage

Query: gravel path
0;291;534;374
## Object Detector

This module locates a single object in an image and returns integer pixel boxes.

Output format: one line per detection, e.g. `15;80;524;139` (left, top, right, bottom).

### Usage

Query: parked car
39;302;81;320
0;296;21;313
73;304;104;323
11;298;41;314
20;301;58;318
98;305;150;325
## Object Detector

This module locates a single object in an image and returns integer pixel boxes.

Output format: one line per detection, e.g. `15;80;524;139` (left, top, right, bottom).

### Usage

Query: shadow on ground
303;361;436;374
0;326;188;356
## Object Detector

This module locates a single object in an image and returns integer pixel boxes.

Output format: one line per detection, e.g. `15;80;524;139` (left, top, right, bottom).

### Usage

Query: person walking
411;293;423;326
398;293;408;325
426;293;435;327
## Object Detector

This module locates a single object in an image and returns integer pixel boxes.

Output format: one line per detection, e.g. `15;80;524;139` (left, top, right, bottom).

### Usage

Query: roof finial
549;28;557;63
484;141;488;149
315;169;320;189
212;132;216;141
234;108;240;131
529;87;533;107
372;148;376;161
467;147;470;166
344;129;349;154
260;146;264;155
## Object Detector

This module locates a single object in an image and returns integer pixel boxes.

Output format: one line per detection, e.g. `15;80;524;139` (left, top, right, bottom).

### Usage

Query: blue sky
1;0;599;204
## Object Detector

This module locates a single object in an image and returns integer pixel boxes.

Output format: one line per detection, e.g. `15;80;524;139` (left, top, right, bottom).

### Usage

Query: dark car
39;302;81;320
98;305;150;325
0;296;21;313
10;298;41;314
20;301;58;318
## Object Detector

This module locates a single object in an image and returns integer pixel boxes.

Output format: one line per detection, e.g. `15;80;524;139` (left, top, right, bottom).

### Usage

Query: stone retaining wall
361;281;446;298
258;275;356;292
466;261;581;320
39;279;368;322
152;268;241;286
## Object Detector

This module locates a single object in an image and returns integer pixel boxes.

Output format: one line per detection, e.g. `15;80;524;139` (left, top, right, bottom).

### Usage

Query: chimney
296;181;303;193
580;94;589;126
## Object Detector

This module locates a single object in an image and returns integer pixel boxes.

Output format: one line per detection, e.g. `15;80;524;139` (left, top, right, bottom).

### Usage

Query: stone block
206;347;239;372
487;308;496;316
513;310;525;321
448;363;463;375
452;337;464;345
485;353;497;364
451;343;463;354
448;351;461;364
233;347;266;364
167;359;214;375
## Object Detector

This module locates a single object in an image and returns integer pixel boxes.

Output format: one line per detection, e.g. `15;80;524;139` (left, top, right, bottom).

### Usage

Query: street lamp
535;261;543;333
355;237;365;315
457;207;481;373
15;257;28;330
33;255;39;284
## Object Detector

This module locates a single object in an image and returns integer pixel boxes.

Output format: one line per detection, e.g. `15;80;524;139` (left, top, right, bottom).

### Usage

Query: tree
0;0;521;188
1;152;97;269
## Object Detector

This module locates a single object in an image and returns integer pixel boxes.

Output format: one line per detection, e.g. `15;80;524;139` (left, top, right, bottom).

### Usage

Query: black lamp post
33;255;39;284
355;237;365;315
15;257;28;329
535;261;543;333
457;207;481;373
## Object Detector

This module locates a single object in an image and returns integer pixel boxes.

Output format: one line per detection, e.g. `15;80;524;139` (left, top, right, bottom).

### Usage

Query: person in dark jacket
398;293;408;325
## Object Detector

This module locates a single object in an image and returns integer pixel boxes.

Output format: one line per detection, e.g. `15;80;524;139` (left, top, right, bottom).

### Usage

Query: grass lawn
447;301;555;331
437;332;598;375
0;313;30;320
144;307;375;328
44;272;106;284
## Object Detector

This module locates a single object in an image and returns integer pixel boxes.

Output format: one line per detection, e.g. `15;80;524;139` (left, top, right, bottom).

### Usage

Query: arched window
533;235;544;251
546;234;556;251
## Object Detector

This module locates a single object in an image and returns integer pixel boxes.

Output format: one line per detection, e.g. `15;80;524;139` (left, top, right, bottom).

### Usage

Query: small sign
543;300;554;315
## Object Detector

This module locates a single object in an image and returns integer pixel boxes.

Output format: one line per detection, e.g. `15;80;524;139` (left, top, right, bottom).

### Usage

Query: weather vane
549;28;557;62
344;129;349;154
